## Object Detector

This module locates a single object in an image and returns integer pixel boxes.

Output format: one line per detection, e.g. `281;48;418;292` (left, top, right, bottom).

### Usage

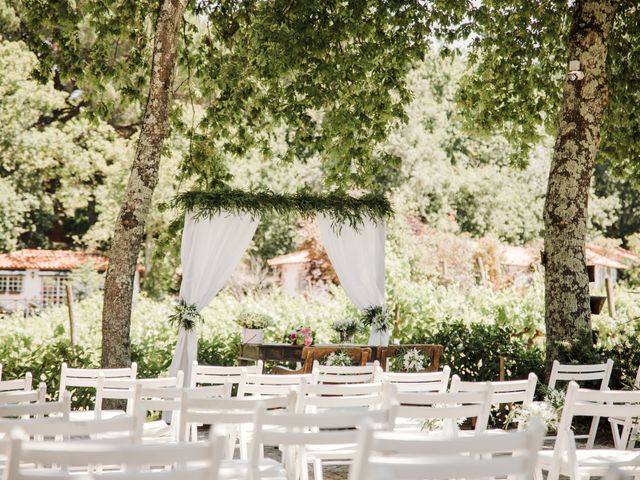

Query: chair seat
68;409;127;421
218;458;286;480
539;448;640;474
305;442;358;460
609;416;640;426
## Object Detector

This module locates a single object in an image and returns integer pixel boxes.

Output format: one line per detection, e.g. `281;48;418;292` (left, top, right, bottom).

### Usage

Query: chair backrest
95;373;184;416
348;418;545;480
0;409;140;442
58;362;138;400
249;403;398;475
190;360;263;388
451;373;537;406
301;346;372;373
312;360;382;384
547;382;640;480
395;386;494;435
382;366;451;393
179;388;294;442
5;427;225;480
0;372;32;393
377;344;444;372
547;359;613;390
0;390;69;423
297;380;391;413
237;373;312;397
0;383;46;407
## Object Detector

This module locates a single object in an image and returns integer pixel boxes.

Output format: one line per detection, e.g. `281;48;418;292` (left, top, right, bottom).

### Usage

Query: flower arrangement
389;348;429;372
504;386;565;431
168;299;203;331
323;351;353;367
286;326;314;346
234;312;273;330
362;305;391;333
421;414;465;432
331;318;362;342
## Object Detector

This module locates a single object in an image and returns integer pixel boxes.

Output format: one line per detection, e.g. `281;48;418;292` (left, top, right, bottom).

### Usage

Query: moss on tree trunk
543;0;616;376
101;0;188;371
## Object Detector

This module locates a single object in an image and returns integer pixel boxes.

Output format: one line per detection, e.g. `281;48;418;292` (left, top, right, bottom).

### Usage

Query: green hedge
2;287;640;409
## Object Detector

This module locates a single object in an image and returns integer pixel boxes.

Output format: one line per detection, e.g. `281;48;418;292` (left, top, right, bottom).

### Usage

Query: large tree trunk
101;0;188;370
543;0;616;376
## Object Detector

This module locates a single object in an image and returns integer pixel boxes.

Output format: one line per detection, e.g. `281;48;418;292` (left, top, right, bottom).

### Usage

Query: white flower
402;348;426;372
324;352;353;367
509;401;559;431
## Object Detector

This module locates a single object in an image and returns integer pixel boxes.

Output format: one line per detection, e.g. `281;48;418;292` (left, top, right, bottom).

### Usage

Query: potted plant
362;305;391;346
234;312;272;344
331;318;362;343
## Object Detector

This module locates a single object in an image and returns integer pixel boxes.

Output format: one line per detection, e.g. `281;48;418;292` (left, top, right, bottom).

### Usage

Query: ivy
170;188;392;229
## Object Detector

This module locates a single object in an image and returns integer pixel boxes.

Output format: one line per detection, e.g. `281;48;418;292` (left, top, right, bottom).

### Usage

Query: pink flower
289;333;296;340
300;327;311;334
304;335;312;346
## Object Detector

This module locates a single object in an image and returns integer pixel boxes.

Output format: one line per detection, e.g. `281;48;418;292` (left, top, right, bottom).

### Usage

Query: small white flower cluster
324;351;353;367
421;415;465;433
506;388;565;431
402;348;426;372
509;401;559;431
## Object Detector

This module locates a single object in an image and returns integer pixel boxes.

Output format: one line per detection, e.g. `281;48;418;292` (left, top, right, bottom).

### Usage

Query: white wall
0;270;40;313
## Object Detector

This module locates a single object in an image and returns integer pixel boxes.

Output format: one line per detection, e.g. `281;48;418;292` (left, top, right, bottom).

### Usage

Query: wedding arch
167;188;392;381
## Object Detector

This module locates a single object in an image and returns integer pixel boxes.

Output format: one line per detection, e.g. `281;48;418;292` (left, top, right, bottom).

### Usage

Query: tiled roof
0;249;108;271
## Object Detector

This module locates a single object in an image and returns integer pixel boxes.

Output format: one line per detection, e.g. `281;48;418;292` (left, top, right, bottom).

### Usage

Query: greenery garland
169;188;392;229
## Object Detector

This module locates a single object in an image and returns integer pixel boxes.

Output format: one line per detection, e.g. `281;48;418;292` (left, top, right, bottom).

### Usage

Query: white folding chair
311;360;382;384
539;382;640;480
394;385;493;435
451;373;538;430
95;372;184;417
349;417;545;480
611;364;640;448
175;384;234;443
190;360;263;389
58;362;137;420
180;387;289;458
1;412;140;444
249;403;398;480
5;426;225;480
238;373;311;397
548;359;613;447
381;365;451;393
0;389;69;425
0;373;32;394
296;380;392;415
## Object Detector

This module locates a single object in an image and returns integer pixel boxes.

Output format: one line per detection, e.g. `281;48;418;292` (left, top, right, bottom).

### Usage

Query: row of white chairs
0;405;549;480
5;379;640;480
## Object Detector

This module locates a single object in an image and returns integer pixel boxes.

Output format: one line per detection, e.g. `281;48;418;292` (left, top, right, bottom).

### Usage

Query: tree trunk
543;0;617;376
101;0;188;370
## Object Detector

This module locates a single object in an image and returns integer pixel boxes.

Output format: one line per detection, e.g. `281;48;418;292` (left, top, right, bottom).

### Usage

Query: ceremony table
238;343;443;372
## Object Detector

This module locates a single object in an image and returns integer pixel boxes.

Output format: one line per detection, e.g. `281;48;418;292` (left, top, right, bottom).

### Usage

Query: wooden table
238;343;443;372
238;343;380;366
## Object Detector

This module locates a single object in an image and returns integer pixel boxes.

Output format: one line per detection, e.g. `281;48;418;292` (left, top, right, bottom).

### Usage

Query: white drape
168;210;260;384
316;214;386;345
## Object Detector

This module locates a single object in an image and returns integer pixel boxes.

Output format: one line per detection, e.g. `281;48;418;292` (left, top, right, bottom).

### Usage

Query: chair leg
586;416;600;449
313;459;323;480
611;420;622;449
